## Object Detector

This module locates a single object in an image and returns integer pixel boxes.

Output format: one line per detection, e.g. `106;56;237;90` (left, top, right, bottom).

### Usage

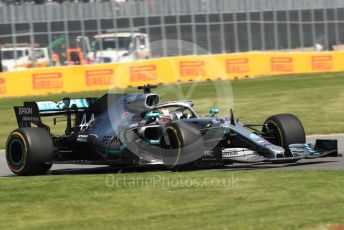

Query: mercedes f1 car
6;85;339;175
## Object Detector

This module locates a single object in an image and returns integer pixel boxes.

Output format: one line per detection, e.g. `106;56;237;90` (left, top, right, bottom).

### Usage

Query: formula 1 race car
6;85;339;175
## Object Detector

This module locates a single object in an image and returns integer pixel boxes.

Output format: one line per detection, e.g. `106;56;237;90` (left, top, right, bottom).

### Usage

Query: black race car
6;85;339;175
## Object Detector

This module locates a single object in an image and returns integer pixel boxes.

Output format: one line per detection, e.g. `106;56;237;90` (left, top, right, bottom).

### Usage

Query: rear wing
14;98;97;128
35;99;94;116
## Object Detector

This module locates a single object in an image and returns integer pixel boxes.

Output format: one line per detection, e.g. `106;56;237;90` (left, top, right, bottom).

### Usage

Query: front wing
222;139;339;164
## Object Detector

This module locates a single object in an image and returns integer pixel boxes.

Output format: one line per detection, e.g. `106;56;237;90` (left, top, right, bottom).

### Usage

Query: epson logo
19;108;33;115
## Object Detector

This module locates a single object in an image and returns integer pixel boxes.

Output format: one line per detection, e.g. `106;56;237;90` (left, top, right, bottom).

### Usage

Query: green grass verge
2;72;344;148
0;170;343;230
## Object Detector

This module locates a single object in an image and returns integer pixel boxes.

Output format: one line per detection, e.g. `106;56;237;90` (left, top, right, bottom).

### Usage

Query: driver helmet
159;108;173;123
171;110;183;120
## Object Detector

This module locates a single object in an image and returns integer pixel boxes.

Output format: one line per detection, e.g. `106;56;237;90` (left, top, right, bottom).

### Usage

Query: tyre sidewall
6;128;54;175
6;131;28;174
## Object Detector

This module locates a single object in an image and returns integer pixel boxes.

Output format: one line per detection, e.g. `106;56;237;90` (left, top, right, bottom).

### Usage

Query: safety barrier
1;51;344;98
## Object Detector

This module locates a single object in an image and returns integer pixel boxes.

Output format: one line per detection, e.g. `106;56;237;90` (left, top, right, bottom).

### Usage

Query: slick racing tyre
161;121;204;167
6;128;54;176
263;114;306;157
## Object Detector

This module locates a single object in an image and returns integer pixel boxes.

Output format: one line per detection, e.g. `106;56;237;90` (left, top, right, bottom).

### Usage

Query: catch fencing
1;0;344;58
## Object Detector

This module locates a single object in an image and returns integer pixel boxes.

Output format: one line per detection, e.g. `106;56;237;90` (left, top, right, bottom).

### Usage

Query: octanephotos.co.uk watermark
105;174;240;189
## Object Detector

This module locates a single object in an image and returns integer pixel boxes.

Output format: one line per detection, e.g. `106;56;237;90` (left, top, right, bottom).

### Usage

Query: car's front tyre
160;121;204;167
263;114;306;158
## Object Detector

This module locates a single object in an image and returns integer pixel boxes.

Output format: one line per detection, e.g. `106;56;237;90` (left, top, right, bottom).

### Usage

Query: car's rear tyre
6;128;54;176
263;114;306;157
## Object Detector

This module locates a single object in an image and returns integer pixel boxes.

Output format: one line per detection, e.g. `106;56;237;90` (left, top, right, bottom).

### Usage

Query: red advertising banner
271;57;294;72
180;61;206;77
226;58;249;74
311;56;333;71
0;77;5;94
85;69;114;86
32;73;63;90
130;65;157;82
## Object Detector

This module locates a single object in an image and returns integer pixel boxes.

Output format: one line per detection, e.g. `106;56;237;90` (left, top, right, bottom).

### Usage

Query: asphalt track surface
0;135;344;177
